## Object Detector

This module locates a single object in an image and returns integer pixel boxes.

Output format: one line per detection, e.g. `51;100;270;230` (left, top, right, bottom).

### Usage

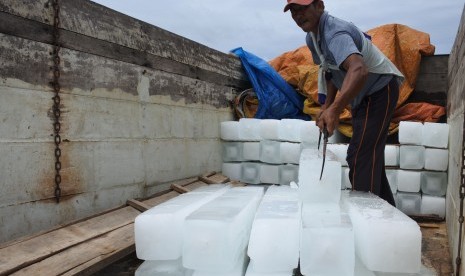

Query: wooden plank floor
420;221;454;275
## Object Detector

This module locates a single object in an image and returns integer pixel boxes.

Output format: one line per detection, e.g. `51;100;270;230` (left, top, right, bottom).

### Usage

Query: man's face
290;2;322;33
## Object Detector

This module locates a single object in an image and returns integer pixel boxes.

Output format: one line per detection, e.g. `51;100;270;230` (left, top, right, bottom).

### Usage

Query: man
284;0;404;206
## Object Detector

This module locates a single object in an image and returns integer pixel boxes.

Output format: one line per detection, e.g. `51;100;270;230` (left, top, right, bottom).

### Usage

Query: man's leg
347;79;399;205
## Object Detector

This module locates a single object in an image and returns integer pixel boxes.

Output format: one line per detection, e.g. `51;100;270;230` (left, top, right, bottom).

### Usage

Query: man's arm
317;53;368;135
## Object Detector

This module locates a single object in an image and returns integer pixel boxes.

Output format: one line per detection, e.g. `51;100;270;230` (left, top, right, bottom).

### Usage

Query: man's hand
316;105;339;136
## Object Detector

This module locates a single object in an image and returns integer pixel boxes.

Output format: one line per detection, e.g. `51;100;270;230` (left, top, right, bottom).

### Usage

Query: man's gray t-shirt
306;11;392;108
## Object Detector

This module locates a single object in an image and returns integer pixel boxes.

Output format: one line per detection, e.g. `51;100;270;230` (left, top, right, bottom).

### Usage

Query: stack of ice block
395;121;449;218
341;191;422;274
247;186;301;274
134;184;232;275
182;187;264;274
221;118;319;185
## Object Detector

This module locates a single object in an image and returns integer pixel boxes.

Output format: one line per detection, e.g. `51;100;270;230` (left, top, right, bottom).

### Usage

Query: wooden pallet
0;172;231;276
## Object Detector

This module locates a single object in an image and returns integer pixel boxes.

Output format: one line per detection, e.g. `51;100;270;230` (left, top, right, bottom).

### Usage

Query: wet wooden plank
0;207;140;275
10;224;135;276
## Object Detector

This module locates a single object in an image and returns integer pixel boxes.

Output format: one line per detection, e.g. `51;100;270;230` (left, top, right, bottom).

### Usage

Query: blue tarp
231;47;311;120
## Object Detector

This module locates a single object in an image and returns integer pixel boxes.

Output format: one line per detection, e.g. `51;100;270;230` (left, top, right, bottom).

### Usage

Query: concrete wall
0;0;248;243
447;3;465;275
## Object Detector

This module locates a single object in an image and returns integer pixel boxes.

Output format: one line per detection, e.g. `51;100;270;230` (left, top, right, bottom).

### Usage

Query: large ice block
341;191;422;273
135;188;229;260
398;121;423;145
193;251;249;276
386;169;398;194
395;192;421;216
422;122;450;149
280;142;301;164
247;186;301;272
279;164;299;185
243;142;260;161
399;145;425;170
222;162;242;181
239;118;261;141
385;145;400;167
420;195;445;218
424;148;448;171
259;140;281;164
245;262;293;276
355;257;376;276
300;121;320;145
421;171;447;196
259;119;280;140
135;258;193;276
241;162;261;184
375;264;437;275
397;170;421;193
327;143;349;166
221;121;240;141
278;119;305;142
298;149;341;204
259;164;280;184
222;142;243;162
300;203;355;276
182;187;264;271
341;167;351;190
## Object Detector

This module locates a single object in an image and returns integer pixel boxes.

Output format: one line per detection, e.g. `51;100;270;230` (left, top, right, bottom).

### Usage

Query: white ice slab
278;119;305;142
375;264;437;275
422;122;449;149
239;118;261;141
280;142;301;164
221;121;240;141
183;187;264;271
279;164;299;186
386;169;398;194
222;142;243;162
396;192;422;216
135;189;229;260
341;191;421;273
259;164;280;184
300;120;320;145
298;149;341;204
355;257;376;276
398;121;423;145
222;163;242;181
259;119;280;140
341;167;351;190
260;140;281;164
300;203;355;276
247;186;301;272
397;170;421;193
399;145;425;170
420;195;446;218
421;171;447;196
243;142;260;161
385;145;400;167
424;148;449;171
193;251;249;276
245;262;293;276
327;143;349;166
241;162;261;184
135;258;193;276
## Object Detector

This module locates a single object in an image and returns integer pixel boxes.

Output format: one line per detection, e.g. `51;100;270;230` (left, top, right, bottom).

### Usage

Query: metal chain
51;0;62;203
457;114;465;276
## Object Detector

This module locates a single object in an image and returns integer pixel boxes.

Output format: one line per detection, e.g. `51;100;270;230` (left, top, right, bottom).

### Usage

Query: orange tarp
267;24;443;137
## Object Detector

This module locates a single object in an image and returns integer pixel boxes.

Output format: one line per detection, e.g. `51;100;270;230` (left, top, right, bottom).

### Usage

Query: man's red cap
283;0;315;12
